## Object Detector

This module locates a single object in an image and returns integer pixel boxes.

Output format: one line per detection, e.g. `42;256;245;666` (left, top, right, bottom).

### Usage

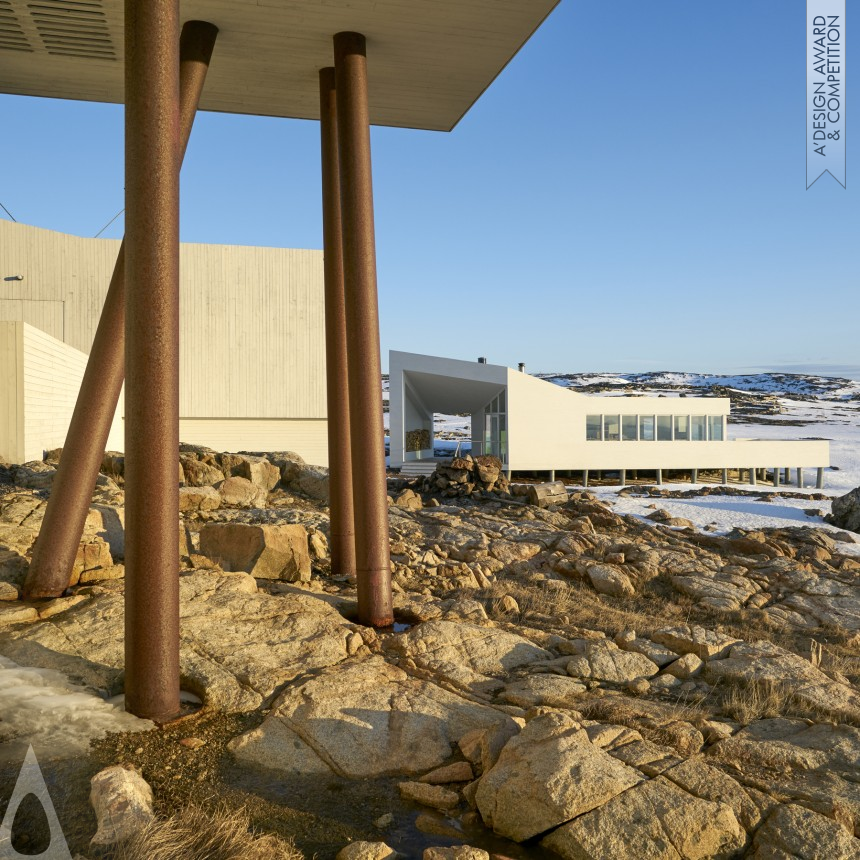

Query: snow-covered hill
538;371;860;401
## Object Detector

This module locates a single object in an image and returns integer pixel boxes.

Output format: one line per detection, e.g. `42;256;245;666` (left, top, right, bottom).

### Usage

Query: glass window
657;415;672;440
491;396;498;413
708;415;724;441
639;415;655;441
586;415;602;441
622;415;638;441
691;415;707;441
674;415;689;440
604;415;621;441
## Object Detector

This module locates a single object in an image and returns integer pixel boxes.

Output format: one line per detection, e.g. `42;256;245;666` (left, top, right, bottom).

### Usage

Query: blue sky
1;0;857;375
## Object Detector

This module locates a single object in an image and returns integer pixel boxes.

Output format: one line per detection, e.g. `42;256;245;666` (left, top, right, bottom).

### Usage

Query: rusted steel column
333;32;393;627
123;0;182;723
319;67;357;580
21;21;218;602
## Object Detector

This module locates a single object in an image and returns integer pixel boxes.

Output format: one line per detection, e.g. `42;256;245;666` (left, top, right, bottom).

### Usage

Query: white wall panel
178;419;328;467
0;220;326;424
0;222;118;353
3;324;123;462
0;299;64;341
506;368;828;471
177;241;325;418
0;323;23;463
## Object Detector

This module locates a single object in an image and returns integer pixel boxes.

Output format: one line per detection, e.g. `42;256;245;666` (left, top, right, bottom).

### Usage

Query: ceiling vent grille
0;1;32;52
28;0;115;59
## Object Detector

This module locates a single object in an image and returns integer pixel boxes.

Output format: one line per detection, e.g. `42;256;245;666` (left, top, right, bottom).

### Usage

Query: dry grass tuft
819;644;860;687
479;577;656;633
108;804;303;860
719;680;801;726
577;693;703;728
576;693;712;756
491;580;578;620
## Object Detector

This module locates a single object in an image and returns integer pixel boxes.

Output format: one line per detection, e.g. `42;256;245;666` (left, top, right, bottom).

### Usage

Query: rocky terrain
1;446;860;859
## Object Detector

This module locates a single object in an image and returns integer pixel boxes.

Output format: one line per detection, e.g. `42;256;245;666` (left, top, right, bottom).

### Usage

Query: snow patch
0;656;154;762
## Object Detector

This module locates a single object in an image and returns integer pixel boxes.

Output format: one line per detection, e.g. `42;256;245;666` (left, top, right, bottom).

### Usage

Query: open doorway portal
433;412;472;458
479;389;507;460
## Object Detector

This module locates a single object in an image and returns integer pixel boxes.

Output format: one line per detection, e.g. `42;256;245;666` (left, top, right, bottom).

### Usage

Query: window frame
708;415;725;441
639;414;655;441
603;414;621;442
621;414;638;441
586;414;603;441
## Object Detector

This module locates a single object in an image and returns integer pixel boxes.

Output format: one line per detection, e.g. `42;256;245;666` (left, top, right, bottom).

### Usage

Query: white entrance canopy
0;0;561;130
404;369;506;416
389;350;512;467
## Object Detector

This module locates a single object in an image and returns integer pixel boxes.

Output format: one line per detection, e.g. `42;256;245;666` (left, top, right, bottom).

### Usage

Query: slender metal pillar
773;468;780;487
691;469;698;484
319;67;357;580
333;32;393;627
721;468;728;484
656;468;662;485
124;0;182;722
796;467;803;488
750;468;757;486
22;20;219;601
816;467;825;489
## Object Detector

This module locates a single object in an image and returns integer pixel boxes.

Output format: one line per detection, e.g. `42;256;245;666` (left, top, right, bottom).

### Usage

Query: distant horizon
752;364;860;381
383;356;860;382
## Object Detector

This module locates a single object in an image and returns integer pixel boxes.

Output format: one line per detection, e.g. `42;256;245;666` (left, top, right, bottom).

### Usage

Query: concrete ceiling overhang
405;369;504;415
0;0;560;131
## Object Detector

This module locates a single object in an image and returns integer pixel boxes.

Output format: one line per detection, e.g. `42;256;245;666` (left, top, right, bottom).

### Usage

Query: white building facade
389;351;831;487
0;220;328;465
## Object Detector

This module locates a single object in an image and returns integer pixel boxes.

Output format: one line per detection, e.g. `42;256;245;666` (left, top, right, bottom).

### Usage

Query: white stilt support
750;468;757;486
796;467;803;488
816;467;825;489
773;468;780;487
656;468;663;485
620;469;626;486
